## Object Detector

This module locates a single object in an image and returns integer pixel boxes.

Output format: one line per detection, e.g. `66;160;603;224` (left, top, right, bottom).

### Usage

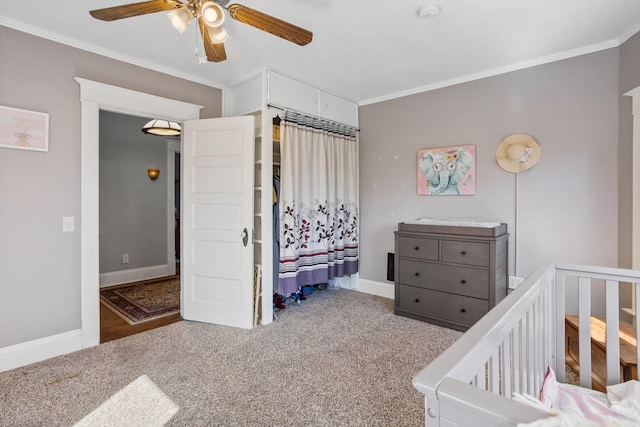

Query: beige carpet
0;289;462;426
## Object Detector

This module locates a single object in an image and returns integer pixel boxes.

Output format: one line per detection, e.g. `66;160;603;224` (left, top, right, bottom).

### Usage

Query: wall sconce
148;168;160;180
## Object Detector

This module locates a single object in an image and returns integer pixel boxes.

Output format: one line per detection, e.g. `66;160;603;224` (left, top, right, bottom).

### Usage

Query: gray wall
359;49;620;308
0;26;222;348
99;111;172;274
618;31;640;269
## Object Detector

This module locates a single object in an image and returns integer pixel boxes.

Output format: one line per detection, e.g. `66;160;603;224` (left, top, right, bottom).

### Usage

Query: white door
181;116;254;329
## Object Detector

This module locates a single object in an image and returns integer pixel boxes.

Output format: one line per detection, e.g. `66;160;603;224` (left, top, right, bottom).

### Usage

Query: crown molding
0;17;226;90
359;38;620;106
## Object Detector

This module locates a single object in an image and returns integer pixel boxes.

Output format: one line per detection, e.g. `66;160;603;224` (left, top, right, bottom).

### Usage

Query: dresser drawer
397;259;489;299
398;237;439;261
441;240;489;267
397;286;489;328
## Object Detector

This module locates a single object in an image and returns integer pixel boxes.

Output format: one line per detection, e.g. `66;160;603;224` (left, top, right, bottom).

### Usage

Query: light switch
62;216;75;232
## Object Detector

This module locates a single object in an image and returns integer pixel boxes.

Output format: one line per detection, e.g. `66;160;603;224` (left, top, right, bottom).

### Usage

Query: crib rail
554;263;640;388
413;263;640;427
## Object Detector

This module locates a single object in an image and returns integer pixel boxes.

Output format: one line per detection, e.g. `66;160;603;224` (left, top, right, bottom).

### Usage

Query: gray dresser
394;222;508;331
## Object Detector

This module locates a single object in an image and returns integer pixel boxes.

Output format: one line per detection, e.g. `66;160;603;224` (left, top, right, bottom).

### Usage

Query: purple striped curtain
277;112;359;295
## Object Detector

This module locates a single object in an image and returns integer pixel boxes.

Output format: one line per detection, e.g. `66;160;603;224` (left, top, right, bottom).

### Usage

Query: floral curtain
277;111;359;295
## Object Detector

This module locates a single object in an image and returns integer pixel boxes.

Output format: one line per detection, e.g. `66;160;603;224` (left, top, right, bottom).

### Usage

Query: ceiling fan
89;0;313;62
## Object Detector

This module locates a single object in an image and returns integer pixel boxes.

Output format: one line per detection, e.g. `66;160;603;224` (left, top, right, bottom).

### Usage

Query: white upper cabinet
267;70;358;128
268;72;320;117
320;92;358;127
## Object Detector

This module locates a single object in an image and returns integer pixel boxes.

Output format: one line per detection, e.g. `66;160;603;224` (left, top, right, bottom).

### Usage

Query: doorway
76;77;203;348
97;111;182;342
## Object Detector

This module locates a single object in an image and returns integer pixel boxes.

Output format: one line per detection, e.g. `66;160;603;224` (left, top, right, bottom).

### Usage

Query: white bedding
516;368;640;426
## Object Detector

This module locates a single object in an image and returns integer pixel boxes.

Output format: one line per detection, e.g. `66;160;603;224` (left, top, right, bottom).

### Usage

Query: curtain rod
267;103;360;132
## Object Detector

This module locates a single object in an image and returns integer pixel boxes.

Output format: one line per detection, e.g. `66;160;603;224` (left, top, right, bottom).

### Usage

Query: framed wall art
417;144;476;195
0;105;49;152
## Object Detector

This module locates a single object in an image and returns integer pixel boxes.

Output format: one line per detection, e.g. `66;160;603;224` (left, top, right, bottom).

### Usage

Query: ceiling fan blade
90;0;180;21
198;17;227;62
227;4;312;46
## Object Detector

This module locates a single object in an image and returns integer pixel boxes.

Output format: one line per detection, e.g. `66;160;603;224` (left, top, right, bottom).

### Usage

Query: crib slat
635;282;640;380
555;271;566;383
537;294;544;392
490;347;500;394
533;299;541;395
512;322;521;394
578;277;592;388
526;309;534;395
503;338;511;397
543;283;552;370
605;280;621;385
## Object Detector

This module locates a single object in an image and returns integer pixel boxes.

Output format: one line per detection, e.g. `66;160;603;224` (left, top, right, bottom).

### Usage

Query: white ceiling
2;0;640;104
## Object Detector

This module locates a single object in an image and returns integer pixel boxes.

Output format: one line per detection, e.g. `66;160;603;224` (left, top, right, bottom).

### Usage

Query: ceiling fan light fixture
167;6;194;34
207;26;229;44
201;1;225;28
142;119;182;136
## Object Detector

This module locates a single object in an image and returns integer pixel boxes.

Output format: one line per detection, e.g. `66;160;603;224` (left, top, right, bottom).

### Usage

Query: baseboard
356;278;394;299
100;264;171;288
0;329;83;373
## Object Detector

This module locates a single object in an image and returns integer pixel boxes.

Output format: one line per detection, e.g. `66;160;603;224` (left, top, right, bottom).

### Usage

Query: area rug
100;276;180;325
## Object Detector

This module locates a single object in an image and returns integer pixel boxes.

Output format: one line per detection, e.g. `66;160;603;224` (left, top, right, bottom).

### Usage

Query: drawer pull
460;250;467;255
414;246;420;251
460;308;466;313
414;272;420;277
414;298;420;303
460;279;467;284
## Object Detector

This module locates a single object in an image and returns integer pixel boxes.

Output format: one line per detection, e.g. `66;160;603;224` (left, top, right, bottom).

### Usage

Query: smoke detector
417;5;440;19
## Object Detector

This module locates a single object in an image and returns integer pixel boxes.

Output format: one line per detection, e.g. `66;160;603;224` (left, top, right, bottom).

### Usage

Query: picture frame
0;105;49;152
417;144;476;195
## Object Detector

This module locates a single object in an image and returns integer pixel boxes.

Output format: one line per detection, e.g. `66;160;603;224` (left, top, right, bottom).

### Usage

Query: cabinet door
320;92;358;127
268;72;319;117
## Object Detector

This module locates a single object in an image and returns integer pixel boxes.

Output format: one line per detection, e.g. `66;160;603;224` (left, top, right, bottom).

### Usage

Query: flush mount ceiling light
142;119;181;136
417;4;441;19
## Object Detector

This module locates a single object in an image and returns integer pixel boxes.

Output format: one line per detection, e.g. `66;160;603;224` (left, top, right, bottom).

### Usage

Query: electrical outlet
509;275;524;289
62;216;75;232
122;253;129;264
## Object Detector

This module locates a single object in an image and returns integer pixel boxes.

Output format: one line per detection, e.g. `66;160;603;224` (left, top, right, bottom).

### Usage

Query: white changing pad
405;218;502;228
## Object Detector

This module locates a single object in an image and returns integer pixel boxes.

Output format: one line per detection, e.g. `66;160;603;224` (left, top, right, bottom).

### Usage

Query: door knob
242;228;248;247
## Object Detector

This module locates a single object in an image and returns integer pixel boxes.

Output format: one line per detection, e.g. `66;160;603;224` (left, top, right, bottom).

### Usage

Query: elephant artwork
417;145;476;195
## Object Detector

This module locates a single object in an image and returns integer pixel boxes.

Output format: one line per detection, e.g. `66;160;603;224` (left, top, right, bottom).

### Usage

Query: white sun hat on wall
496;133;541;173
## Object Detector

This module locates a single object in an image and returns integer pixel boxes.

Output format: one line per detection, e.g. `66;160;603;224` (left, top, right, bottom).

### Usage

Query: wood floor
100;303;182;343
100;264;182;343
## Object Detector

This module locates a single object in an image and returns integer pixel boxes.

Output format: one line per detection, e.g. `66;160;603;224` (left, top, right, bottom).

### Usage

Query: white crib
413;263;640;426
